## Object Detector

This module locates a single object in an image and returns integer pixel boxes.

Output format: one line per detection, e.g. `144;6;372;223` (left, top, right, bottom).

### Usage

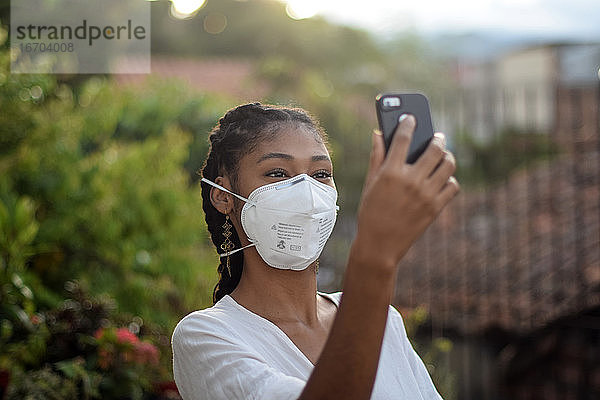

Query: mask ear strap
201;178;255;205
219;242;256;258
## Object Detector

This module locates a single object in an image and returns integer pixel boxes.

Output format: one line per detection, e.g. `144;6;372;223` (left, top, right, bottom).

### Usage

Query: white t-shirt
172;291;444;400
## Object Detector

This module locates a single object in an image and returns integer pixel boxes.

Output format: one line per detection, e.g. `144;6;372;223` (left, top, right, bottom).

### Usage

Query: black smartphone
375;92;434;164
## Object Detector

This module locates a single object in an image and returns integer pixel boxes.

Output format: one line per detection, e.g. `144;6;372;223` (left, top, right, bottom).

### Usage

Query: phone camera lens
383;97;401;108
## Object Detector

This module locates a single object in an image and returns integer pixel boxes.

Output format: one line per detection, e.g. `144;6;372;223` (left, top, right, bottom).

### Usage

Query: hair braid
199;102;328;304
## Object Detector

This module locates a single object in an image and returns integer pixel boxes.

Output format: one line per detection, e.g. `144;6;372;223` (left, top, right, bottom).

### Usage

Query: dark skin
209;115;459;398
210;126;338;364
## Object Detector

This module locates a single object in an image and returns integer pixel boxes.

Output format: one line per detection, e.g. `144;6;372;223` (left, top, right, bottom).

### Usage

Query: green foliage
0;20;226;397
55;358;102;400
454;127;558;187
0;186;47;375
151;0;383;70
403;306;458;400
0;195;39;268
0;32;220;326
3;281;165;399
6;366;79;400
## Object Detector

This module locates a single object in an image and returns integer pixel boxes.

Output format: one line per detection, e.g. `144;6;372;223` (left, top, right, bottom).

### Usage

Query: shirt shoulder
319;291;407;335
387;303;409;336
171;297;242;349
318;290;342;306
171;297;306;400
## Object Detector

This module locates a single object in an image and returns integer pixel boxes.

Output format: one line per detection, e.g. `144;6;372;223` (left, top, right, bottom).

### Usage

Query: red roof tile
394;146;600;335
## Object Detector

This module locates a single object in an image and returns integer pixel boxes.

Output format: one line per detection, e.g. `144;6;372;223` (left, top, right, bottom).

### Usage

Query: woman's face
234;125;335;202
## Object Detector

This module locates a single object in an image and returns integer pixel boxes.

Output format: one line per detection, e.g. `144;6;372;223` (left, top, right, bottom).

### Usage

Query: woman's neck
229;251;321;328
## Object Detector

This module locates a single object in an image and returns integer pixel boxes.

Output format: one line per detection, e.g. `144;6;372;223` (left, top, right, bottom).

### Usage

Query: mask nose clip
275;175;306;190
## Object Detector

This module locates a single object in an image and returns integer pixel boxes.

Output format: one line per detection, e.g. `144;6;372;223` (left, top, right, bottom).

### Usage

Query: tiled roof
394;146;600;336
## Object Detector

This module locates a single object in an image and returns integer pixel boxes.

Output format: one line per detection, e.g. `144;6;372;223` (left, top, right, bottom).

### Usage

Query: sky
282;0;600;41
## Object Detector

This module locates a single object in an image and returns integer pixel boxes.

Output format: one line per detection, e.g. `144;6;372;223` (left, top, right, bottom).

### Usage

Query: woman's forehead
247;127;330;162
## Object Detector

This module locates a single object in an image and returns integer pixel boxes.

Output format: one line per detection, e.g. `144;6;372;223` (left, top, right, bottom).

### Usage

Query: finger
427;151;456;192
369;130;386;175
363;129;386;194
428;132;447;178
434;131;446;147
437;176;460;207
386;114;415;168
413;132;446;180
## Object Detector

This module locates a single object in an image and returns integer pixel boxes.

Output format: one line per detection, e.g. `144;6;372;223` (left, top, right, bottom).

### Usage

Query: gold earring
221;215;234;276
316;259;319;274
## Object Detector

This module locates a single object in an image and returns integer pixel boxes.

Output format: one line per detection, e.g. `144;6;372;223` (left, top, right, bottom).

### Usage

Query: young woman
172;102;459;400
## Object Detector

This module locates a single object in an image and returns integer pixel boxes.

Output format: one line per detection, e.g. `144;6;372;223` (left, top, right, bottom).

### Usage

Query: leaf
15;220;39;247
6;303;35;332
0;318;14;340
14;196;36;231
0;201;9;236
55;359;78;378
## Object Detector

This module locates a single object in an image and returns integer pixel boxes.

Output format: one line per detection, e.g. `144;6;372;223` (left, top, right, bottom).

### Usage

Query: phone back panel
375;93;434;164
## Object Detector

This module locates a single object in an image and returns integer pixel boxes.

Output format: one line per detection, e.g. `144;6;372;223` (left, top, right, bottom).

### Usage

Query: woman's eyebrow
311;154;331;162
256;153;331;163
257;152;293;163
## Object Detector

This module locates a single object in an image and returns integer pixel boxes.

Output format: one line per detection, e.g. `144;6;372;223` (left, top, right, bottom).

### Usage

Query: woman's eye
266;169;287;178
266;169;331;179
313;170;332;179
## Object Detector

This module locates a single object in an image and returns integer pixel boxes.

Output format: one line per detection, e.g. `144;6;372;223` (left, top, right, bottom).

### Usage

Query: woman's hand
354;114;460;270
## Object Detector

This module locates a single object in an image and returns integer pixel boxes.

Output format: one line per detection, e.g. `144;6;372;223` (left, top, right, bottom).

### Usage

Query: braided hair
199;102;328;304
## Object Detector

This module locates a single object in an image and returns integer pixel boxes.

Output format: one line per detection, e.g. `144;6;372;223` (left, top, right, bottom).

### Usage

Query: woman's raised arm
298;114;459;400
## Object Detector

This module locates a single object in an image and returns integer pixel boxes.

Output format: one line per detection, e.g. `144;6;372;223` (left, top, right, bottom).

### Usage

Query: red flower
94;327;105;340
98;348;113;370
94;326;159;369
155;381;181;399
134;341;160;365
116;327;139;345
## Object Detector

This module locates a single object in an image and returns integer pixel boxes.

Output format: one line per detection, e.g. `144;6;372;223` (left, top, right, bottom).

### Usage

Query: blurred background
0;0;598;399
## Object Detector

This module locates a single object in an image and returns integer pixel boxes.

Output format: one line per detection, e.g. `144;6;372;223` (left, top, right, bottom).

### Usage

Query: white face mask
202;174;339;270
